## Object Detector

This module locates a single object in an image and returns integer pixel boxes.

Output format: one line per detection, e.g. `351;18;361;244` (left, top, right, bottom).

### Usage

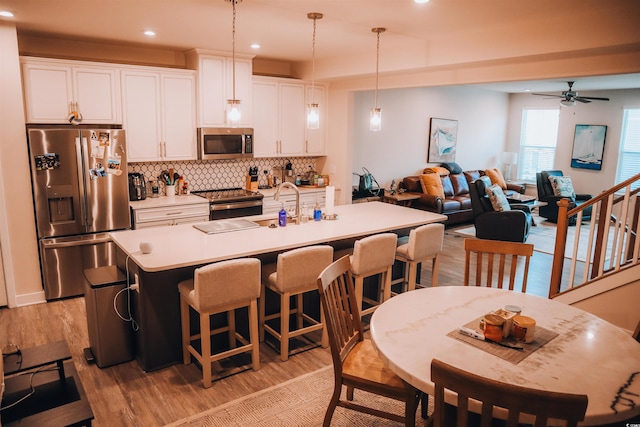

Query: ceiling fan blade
531;93;564;98
574;97;592;103
576;96;610;101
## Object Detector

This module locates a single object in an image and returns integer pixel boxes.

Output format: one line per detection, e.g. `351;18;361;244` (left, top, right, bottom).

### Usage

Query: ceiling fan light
561;99;576;107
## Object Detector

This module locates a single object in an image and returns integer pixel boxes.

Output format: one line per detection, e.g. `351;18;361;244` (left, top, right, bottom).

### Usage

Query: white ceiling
2;0;639;92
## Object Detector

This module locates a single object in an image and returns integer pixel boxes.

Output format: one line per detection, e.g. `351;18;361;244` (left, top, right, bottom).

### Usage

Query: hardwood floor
0;225;555;426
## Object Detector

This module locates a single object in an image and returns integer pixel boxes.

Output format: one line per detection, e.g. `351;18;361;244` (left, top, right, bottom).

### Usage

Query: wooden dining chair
316;255;421;427
463;238;534;292
431;358;588;427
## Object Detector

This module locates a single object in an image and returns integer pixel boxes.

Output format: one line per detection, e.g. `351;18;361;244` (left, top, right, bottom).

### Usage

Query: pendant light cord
311;15;316;103
231;0;237;100
374;29;381;109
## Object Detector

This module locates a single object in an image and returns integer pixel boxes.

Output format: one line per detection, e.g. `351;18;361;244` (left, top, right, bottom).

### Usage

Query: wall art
571;124;607;170
428;118;458;163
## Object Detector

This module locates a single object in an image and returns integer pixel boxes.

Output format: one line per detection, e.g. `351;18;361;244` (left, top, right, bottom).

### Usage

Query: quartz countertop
110;201;446;272
129;194;209;210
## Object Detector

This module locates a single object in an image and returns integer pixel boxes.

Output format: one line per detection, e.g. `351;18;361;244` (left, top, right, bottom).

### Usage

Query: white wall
351;86;509;190
0;23;44;307
506;88;640;194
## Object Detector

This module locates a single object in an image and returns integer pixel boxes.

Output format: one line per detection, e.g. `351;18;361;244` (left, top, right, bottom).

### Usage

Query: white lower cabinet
262;190;326;216
132;204;209;229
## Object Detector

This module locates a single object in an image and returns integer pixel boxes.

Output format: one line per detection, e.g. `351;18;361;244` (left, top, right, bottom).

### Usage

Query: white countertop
129;194;209;210
110;201;446;272
370;286;640;425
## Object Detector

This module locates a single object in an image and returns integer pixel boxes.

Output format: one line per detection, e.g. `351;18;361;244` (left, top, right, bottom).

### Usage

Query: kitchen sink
253;218;279;228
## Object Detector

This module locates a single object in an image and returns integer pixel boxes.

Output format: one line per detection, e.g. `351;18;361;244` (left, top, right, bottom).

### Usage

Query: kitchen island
110;202;446;371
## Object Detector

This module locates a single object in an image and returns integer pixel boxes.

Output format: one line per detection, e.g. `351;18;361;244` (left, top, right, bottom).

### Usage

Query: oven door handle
210;200;263;211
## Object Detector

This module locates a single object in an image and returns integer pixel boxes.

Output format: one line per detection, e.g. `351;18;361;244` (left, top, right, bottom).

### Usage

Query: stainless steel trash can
83;266;135;368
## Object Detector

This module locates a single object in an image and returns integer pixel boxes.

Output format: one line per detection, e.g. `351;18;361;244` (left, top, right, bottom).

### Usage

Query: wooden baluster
549;199;571;297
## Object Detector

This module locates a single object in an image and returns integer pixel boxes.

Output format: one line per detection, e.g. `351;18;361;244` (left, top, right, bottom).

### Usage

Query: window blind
519;108;560;181
616;108;640;190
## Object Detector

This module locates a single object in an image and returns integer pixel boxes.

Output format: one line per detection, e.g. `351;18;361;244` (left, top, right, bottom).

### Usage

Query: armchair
469;176;532;243
536;170;592;225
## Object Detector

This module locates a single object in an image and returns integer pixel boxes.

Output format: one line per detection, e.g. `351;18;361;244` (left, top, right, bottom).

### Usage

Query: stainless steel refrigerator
27;125;130;300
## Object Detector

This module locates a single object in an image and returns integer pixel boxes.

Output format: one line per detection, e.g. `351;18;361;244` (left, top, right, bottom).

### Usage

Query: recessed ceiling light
0;11;15;17
143;30;156;37
414;0;430;4
250;43;260;49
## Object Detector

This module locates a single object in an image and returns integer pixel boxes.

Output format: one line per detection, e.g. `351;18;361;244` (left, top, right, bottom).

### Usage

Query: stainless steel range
192;188;264;220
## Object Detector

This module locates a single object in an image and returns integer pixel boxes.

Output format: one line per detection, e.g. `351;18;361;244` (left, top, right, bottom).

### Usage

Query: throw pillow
419;173;445;199
440;162;463;174
485;168;507;190
485;184;511;212
423;166;450;176
548;175;576;199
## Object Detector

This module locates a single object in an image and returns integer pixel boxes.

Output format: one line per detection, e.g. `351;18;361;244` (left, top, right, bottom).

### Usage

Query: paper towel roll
325;185;335;215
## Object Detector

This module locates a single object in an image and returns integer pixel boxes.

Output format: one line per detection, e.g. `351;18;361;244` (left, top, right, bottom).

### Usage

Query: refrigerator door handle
75;136;90;229
42;235;112;249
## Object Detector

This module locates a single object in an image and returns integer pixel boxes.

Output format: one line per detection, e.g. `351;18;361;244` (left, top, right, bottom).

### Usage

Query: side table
1;340;94;426
382;192;420;207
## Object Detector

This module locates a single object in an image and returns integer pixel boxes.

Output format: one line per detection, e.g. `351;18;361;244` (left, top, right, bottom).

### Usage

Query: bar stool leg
227;310;236;349
381;267;392;303
280;292;291;361
407;261;418;292
248;299;261;370
259;290;266;342
200;312;212;388
296;293;304;330
180;297;191;364
432;256;440;287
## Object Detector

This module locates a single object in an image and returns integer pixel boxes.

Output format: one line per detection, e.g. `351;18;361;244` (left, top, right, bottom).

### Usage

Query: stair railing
549;172;640;298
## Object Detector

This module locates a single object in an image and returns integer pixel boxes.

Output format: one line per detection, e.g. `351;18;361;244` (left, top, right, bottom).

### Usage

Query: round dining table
369;286;640;426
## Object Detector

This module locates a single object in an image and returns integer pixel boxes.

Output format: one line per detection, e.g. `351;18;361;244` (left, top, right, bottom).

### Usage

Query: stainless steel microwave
197;127;254;160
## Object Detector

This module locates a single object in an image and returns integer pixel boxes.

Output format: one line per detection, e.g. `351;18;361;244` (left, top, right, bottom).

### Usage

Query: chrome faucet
274;182;300;225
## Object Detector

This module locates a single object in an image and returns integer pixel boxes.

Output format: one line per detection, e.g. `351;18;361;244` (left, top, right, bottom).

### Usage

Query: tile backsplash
127;157;317;190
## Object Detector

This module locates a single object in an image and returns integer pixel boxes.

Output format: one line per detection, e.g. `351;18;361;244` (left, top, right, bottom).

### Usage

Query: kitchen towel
325;186;335;215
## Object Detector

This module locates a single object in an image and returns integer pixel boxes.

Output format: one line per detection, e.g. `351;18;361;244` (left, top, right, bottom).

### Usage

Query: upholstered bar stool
178;258;261;388
350;233;398;318
260;245;334;361
392;223;445;293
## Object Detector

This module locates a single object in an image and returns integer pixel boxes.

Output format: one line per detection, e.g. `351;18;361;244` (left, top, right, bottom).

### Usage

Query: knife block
246;175;258;191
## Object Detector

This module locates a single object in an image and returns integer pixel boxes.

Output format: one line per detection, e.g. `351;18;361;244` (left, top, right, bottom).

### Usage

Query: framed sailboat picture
571;124;607;170
428;118;458;162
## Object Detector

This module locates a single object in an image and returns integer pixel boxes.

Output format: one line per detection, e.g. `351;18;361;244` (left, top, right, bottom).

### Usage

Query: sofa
399;163;525;225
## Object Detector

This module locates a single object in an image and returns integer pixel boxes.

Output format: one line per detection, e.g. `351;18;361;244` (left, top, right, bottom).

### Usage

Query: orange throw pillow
423;166;450;177
485;168;507;190
419;173;445;199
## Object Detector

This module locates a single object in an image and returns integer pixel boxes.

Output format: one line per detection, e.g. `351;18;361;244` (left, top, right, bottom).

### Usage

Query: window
518;108;560;181
616;108;640;190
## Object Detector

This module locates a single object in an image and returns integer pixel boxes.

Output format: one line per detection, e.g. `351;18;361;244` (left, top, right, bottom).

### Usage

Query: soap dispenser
278;203;287;227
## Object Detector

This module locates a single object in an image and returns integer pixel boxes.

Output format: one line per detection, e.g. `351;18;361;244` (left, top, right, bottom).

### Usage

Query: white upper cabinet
121;68;196;162
185;50;253;127
21;57;121;124
252;76;327;158
253;78;305;157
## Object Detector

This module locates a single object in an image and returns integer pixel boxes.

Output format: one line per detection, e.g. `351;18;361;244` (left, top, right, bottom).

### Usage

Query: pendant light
307;13;323;129
370;27;385;132
226;0;242;127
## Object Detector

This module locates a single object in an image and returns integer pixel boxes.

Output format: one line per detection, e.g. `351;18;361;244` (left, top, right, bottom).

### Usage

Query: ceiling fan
531;81;610;107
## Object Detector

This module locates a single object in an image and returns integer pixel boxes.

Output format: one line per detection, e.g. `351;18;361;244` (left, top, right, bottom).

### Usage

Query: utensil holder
166;185;176;198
